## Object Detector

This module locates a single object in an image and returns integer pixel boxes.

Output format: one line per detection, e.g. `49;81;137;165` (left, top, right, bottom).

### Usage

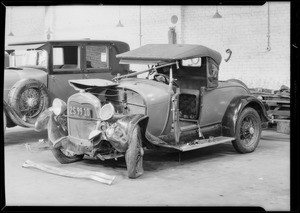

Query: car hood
69;78;172;105
3;67;47;100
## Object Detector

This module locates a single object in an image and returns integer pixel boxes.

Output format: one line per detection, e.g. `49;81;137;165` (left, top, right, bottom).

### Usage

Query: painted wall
5;3;290;90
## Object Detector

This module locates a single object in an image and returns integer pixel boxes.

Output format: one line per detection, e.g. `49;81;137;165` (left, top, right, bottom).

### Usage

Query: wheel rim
19;88;43;118
239;115;259;147
61;148;76;157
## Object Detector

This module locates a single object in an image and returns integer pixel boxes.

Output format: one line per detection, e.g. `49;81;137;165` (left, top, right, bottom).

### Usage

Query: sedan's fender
105;114;149;152
222;95;269;137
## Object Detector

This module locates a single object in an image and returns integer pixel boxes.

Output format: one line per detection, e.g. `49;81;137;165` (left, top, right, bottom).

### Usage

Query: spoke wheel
8;79;49;126
232;107;261;153
19;88;43;118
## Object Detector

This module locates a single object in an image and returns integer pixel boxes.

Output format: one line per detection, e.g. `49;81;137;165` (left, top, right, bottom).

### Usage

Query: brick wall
5;3;290;89
181;3;290;90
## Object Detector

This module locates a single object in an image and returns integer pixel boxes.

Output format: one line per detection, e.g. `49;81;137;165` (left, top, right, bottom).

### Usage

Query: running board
175;136;235;152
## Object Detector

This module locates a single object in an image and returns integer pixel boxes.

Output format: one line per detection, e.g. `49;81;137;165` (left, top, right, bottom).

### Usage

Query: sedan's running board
175;136;235;152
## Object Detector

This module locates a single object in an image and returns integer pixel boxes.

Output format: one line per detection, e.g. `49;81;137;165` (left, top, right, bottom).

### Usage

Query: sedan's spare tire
8;79;49;126
3;110;6;133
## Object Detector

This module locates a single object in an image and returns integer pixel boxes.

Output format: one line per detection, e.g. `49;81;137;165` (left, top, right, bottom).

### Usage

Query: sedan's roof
7;39;128;46
5;40;128;51
117;44;222;65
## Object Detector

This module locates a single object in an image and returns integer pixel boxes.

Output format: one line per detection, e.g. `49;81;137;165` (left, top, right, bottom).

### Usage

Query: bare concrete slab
4;126;290;210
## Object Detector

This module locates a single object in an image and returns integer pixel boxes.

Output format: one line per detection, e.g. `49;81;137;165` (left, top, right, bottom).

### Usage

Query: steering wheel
153;73;178;87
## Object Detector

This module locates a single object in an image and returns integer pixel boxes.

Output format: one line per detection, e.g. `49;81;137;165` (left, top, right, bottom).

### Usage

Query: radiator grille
68;101;97;140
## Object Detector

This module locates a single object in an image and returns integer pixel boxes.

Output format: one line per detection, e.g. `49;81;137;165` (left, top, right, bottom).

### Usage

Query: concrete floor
4;126;290;210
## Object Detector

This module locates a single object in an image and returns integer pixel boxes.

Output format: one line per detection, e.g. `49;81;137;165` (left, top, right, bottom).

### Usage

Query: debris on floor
22;160;116;185
25;139;51;152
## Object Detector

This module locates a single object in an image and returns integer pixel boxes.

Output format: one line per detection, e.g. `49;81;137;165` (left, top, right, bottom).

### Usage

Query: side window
207;58;219;88
53;45;80;71
86;45;108;69
181;57;202;67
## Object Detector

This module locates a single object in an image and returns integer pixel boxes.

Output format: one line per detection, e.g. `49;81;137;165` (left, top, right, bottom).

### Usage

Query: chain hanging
266;2;271;51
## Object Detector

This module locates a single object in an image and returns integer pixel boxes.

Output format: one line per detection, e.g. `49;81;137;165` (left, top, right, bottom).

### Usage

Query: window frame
50;42;83;74
83;43;111;73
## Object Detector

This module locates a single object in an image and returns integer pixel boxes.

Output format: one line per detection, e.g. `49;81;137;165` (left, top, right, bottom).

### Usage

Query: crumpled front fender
105;114;149;152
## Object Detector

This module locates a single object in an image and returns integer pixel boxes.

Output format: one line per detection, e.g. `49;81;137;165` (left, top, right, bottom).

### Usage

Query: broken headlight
99;103;115;121
52;98;67;116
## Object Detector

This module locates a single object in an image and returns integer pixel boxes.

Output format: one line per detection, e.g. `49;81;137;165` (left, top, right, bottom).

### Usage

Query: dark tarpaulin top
116;44;222;65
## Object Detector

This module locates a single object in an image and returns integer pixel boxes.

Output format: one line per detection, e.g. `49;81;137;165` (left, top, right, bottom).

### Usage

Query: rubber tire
3;111;6;134
125;125;144;179
232;107;262;153
51;148;84;164
8;79;49;126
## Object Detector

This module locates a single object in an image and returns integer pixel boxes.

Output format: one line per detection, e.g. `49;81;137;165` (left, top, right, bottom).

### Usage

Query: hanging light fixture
116;20;124;27
212;6;222;18
116;6;124;27
139;5;142;46
46;27;53;40
266;2;271;51
8;7;14;36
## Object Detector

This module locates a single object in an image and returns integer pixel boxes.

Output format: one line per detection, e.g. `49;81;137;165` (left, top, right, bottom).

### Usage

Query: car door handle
84;74;89;78
51;76;56;81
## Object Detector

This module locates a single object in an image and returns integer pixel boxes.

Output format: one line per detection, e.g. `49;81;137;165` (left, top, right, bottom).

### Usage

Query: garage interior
3;3;292;211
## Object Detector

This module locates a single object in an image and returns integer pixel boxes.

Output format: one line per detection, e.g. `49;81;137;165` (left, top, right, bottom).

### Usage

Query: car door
82;43;116;80
47;43;84;102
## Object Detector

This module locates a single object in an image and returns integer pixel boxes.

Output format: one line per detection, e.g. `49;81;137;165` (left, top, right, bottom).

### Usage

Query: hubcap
19;88;42;118
240;115;257;146
249;126;255;135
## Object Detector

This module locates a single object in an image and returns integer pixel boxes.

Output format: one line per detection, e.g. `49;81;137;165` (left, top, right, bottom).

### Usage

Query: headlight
99;103;115;121
52;98;67;116
88;129;102;141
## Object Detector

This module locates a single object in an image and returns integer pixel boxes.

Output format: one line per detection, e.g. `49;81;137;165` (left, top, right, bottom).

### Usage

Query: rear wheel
232;107;261;153
125;125;144;179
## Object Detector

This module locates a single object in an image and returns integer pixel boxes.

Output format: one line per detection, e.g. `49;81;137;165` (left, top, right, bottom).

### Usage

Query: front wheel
232;107;262;153
125;125;144;179
51;148;84;164
51;137;84;164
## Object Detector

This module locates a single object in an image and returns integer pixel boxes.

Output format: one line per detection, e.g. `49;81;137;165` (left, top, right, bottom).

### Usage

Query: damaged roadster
35;44;269;178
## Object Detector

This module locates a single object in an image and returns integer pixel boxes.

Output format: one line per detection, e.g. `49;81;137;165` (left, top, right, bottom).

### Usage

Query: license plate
69;104;93;118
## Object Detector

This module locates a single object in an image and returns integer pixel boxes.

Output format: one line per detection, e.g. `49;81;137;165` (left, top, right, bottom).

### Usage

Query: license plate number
69;105;92;118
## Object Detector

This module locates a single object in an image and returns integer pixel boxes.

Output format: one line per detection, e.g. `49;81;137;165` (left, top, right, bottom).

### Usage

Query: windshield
9;50;47;68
